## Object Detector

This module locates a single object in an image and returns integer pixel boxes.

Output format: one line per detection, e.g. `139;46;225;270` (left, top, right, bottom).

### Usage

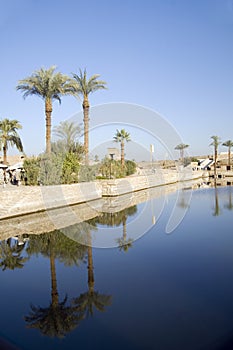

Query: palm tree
222;140;233;167
210;135;221;178
113;129;131;168
53;120;82;152
71;69;107;165
174;143;189;165
0;118;23;164
16;66;74;154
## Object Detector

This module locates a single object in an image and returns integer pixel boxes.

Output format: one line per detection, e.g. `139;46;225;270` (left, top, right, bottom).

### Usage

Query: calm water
1;184;233;350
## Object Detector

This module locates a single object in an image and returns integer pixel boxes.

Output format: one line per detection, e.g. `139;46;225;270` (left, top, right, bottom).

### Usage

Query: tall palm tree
174;143;189;165
222;140;233;167
113;129;131;168
210;135;221;178
0;118;23;164
53;120;82;152
16;66;74;154
71;69;107;165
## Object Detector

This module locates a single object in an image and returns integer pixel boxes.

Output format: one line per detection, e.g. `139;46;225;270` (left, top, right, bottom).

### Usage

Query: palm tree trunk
45;98;52;154
228;147;231;167
83;97;90;165
180;148;184;165
214;147;217;178
121;141;125;167
3;144;7;164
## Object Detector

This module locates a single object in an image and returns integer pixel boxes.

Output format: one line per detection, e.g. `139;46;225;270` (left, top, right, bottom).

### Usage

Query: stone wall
0;168;205;221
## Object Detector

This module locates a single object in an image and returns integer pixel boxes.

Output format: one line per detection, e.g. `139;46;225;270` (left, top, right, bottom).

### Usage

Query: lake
1;182;233;350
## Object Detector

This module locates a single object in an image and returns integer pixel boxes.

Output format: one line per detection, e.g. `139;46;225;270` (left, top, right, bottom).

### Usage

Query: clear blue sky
1;0;233;159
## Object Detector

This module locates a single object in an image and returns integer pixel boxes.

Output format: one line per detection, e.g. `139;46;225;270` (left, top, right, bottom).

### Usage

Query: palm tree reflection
213;182;221;217
72;229;112;317
25;230;86;338
116;213;133;252
224;186;233;211
0;238;28;271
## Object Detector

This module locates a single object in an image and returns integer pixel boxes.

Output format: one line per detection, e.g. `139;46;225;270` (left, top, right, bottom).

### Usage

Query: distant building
107;147;120;160
0;154;24;166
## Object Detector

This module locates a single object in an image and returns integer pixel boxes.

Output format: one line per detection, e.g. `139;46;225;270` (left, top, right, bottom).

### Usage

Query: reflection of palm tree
116;214;133;252
213;186;221;217
0;238;28;271
73;230;112;317
178;190;190;209
224;187;233;211
25;231;86;337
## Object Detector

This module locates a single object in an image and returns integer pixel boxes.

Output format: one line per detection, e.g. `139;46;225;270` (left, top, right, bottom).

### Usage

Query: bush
23;157;40;185
23;150;82;185
98;158;137;179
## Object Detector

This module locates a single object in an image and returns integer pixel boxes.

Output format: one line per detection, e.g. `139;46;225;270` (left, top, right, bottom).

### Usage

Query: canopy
7;162;24;170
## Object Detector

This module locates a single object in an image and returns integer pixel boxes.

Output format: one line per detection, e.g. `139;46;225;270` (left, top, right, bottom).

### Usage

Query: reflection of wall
0;179;204;241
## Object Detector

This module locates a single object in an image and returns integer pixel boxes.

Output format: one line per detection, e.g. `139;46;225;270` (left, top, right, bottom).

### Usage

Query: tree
174;143;189;165
222;140;233;167
53;120;82;152
113;129;131;168
210;135;221;177
71;69;107;165
0;118;23;164
16;66;74;154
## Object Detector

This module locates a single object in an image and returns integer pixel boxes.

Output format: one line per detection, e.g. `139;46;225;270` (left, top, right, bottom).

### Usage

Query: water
1;183;233;350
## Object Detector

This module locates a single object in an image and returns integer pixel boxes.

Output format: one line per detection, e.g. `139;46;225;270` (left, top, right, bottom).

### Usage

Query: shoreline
0;168;207;221
0;177;207;241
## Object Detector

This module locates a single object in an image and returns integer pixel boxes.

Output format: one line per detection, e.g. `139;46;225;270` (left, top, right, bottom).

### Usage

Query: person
15;169;21;186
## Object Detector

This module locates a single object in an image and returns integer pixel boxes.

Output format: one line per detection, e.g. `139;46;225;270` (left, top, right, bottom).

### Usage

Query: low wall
101;168;206;196
0;168;206;220
0;178;205;240
0;181;102;220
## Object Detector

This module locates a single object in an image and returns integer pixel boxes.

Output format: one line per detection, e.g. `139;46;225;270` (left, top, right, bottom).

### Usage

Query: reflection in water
1;184;233;349
22;229;112;338
213;185;221;217
89;206;137;252
0;237;28;271
24;231;87;338
72;230;112;317
224;186;233;211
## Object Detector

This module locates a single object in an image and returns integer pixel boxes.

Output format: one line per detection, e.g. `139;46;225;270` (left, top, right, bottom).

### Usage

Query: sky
1;0;233;161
